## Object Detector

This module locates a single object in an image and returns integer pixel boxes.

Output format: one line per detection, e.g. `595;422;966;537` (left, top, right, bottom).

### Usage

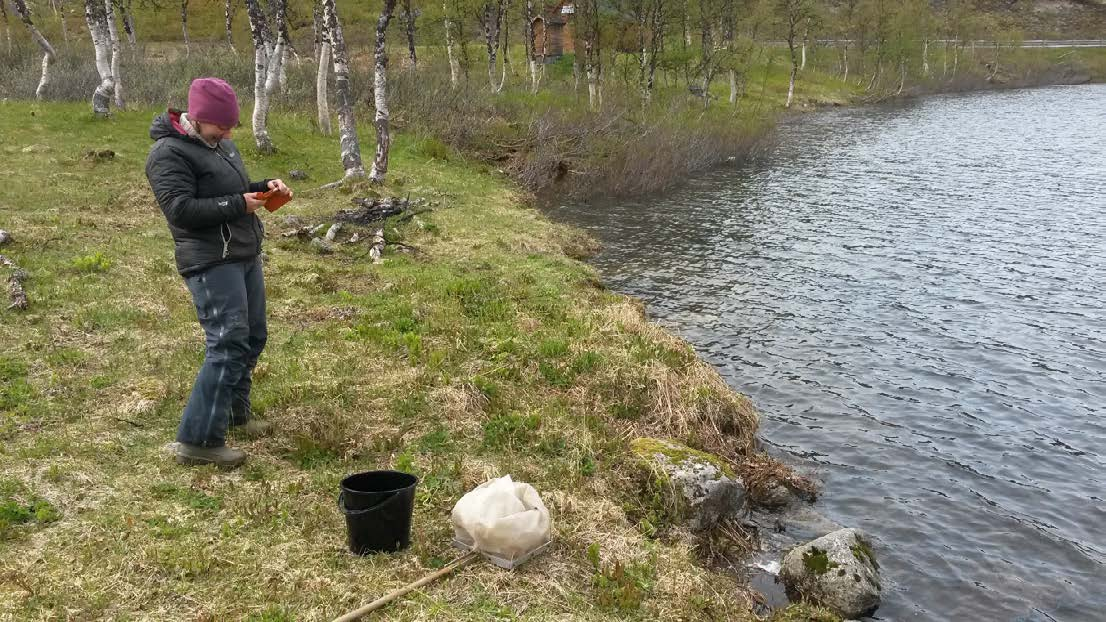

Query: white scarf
180;112;219;149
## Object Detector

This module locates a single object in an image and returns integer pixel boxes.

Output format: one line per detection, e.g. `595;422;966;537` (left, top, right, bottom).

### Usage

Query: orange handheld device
255;189;292;212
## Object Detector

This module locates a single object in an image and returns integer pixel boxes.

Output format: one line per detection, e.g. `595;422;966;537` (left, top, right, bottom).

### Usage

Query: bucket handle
338;490;405;516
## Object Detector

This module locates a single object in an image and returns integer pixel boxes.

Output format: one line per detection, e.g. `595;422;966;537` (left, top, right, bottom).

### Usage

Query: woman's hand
243;192;266;214
267;179;293;197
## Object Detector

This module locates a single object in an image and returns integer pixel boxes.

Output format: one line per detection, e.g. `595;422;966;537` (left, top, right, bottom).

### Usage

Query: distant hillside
973;0;1106;37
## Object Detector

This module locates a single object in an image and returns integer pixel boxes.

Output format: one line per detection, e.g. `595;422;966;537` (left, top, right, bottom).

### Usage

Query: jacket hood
149;109;188;141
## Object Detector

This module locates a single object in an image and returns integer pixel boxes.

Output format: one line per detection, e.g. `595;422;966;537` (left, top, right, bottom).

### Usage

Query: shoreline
1;53;1102;620
0;99;826;620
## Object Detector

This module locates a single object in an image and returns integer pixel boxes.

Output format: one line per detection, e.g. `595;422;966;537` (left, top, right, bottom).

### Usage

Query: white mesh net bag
451;475;551;562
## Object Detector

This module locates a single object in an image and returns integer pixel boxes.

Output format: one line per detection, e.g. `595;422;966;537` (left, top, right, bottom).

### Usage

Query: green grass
0;100;761;620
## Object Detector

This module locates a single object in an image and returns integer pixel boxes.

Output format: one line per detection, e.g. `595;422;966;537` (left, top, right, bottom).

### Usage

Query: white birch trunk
180;0;190;56
312;0;322;59
253;35;283;153
842;42;849;82
278;47;288;93
251;46;270;148
12;0;56;99
85;0;113;115
444;8;459;89
524;0;538;93
323;0;365;179
316;41;331;134
499;0;511;82
245;0;273;152
785;12;799;109
104;0;123;109
786;65;796;107
728;69;737;104
800;29;807;70
225;0;237;54
922;39;930;77
587;69;597;109
369;0;396;183
585;39;598;110
122;0;136;50
402;0;416;67
897;58;905;94
483;2;503;92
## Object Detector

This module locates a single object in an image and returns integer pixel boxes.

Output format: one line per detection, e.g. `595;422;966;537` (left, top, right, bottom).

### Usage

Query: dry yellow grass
0;100;805;621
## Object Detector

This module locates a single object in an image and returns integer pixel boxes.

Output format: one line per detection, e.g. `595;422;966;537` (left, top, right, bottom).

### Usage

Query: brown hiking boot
230;419;273;439
175;443;248;469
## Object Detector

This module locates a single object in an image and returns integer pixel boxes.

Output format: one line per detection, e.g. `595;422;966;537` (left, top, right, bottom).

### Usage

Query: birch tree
695;0;723;103
315;0;331;134
322;0;366;180
245;0;284;154
578;0;602;109
180;0;190;55
402;0;417;67
635;0;664;103
104;0;124;108
778;0;812;108
12;0;56;99
119;0;137;51
274;3;294;91
225;0;237;53
370;0;397;183
499;0;510;83
85;0;114;115
522;0;535;90
837;0;859;82
442;0;460;88
481;0;505;91
723;0;739;104
860;0;890;91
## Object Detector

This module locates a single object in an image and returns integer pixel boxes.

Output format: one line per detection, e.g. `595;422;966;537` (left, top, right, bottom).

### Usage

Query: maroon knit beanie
187;78;239;128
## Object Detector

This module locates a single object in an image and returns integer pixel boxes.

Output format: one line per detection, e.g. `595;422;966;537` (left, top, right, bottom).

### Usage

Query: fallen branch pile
335;196;410;225
0;254;29;311
279;196;432;262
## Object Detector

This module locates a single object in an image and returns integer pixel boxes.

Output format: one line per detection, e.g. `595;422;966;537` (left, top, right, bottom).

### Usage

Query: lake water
549;85;1106;620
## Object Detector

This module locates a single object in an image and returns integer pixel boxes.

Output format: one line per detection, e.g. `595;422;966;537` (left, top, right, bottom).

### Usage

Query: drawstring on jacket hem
220;224;232;259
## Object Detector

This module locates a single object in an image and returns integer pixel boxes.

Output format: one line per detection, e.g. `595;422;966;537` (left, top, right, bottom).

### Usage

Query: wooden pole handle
331;551;481;622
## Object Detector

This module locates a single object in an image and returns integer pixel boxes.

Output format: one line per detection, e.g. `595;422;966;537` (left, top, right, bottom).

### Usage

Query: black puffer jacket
145;110;271;275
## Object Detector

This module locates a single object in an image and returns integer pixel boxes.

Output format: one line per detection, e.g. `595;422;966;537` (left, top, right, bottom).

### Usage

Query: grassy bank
4;24;1105;619
0;100;837;620
5;39;1105;203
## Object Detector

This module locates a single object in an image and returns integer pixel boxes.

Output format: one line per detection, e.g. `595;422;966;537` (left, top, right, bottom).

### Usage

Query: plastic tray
451;538;553;570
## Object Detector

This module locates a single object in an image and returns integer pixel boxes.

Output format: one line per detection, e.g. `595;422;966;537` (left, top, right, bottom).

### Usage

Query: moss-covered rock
780;528;881;619
630;437;744;531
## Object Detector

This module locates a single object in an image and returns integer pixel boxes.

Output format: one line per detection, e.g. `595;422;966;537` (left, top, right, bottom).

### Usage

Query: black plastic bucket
338;470;418;555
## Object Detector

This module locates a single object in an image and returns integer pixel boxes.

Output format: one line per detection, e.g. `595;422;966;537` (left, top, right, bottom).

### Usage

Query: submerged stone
780;528;881;619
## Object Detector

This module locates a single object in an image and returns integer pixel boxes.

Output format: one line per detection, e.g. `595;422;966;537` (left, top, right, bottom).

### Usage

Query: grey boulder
630;437;745;531
780;527;881;619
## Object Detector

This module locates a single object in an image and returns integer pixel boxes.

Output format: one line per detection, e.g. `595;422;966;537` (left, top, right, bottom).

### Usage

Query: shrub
71;251;112;273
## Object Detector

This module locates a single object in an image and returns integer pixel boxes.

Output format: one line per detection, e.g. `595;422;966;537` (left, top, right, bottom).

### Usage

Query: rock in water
630;437;744;531
780;528;881;619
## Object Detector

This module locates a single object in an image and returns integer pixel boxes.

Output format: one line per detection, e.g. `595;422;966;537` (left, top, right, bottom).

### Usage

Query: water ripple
551;85;1106;620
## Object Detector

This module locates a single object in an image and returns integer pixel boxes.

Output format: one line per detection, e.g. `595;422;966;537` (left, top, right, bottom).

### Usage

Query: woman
145;77;292;468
